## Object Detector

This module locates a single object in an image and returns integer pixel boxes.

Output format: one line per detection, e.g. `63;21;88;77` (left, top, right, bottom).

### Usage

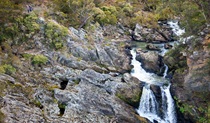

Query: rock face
52;69;142;123
132;23;173;43
136;50;163;74
164;33;210;122
0;19;147;123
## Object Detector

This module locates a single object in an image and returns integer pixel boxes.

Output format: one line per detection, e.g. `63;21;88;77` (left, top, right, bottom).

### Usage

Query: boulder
164;43;173;49
136;51;163;74
116;73;143;108
150;84;161;98
146;43;161;51
132;23;172;42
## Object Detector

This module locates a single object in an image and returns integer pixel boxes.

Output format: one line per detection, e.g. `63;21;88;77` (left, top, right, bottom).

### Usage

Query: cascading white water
161;84;177;123
131;21;184;123
131;48;176;123
137;85;165;123
130;50;168;86
163;65;168;78
167;21;185;36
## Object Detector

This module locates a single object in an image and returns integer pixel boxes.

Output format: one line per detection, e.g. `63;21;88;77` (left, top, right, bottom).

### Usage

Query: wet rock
164;43;173;49
150;84;161;98
146;43;161;51
136;51;163;74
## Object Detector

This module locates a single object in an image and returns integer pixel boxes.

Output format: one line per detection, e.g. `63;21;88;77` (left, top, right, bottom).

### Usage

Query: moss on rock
116;92;141;108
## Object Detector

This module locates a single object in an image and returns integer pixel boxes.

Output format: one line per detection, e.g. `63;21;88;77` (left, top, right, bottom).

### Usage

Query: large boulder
136;50;163;74
132;24;172;43
116;73;143;108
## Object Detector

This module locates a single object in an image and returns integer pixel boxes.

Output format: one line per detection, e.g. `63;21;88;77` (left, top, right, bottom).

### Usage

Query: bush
131;11;159;28
24;12;40;34
0;64;16;75
45;21;68;50
32;55;48;65
92;6;118;25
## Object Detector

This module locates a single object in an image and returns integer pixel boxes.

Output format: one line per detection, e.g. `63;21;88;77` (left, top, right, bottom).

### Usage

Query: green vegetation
32;99;43;108
32;55;48;65
0;64;16;75
72;78;81;85
45;21;68;50
164;43;187;72
0;111;5;123
23;53;34;60
23;12;40;35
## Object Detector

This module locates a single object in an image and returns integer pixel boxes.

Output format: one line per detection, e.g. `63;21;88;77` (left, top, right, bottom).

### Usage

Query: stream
130;21;184;123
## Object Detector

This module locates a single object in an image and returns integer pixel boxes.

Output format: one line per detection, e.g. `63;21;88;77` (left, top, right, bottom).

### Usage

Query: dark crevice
95;49;100;60
58;102;67;116
60;78;69;90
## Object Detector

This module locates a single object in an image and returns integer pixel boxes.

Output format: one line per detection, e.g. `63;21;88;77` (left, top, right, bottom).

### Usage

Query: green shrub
0;64;16;74
24;12;40;34
23;53;34;60
45;21;68;50
92;6;118;25
131;11;159;28
32;55;48;65
0;66;5;73
122;3;133;15
155;4;175;20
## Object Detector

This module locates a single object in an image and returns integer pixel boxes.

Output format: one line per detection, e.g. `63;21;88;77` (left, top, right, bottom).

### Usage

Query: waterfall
130;20;184;123
138;85;158;115
137;84;165;123
163;64;168;78
161;85;177;123
131;48;176;123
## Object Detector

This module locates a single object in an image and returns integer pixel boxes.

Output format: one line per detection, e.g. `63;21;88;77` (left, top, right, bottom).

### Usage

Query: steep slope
164;27;210;122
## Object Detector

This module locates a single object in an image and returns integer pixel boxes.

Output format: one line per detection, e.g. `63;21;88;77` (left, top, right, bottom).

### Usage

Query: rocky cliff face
164;27;210;122
0;16;148;123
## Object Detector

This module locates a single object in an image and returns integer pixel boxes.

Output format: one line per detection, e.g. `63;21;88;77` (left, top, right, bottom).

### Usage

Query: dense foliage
1;0;209;42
